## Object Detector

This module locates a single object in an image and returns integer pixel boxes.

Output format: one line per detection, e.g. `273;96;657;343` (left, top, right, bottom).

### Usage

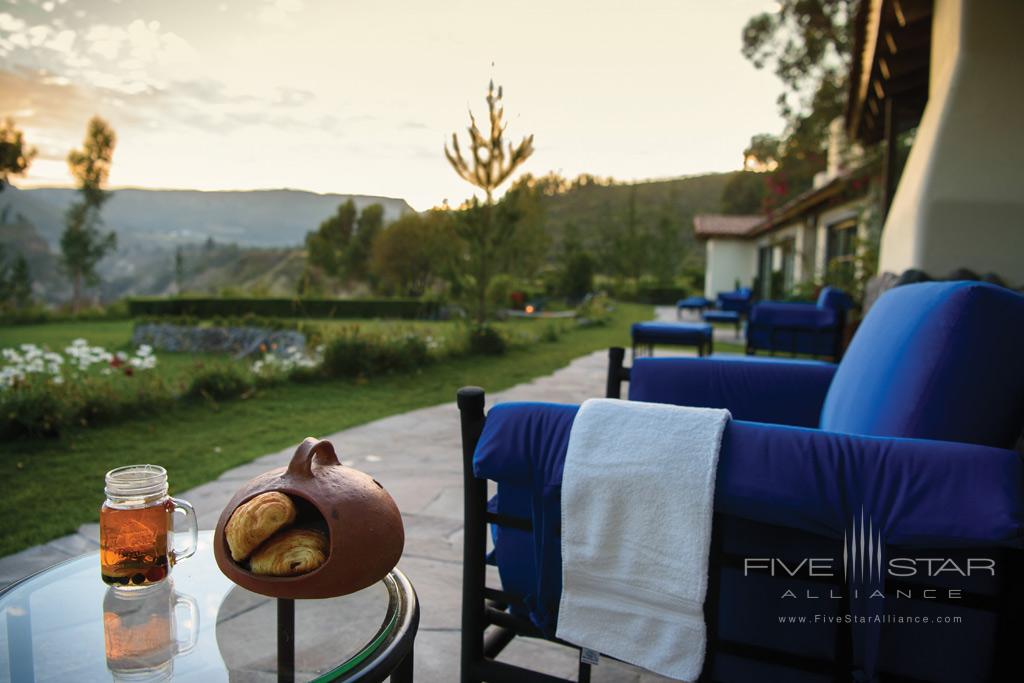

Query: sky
1;0;784;210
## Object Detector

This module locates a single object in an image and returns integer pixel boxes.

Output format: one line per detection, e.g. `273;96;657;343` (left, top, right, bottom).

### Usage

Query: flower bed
132;322;307;357
1;298;613;439
1;340;167;438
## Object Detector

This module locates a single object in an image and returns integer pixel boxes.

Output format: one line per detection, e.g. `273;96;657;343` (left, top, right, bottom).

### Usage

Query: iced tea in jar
100;465;197;588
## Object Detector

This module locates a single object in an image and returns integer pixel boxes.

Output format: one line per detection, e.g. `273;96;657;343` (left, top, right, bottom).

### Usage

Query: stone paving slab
0;316;701;680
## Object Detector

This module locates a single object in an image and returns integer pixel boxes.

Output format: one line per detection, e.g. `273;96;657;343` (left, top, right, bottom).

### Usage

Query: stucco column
879;0;1024;283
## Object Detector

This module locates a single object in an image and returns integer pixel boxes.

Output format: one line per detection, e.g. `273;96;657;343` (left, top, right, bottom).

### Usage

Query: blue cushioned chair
676;295;712;319
458;282;1024;682
746;286;855;360
716;286;754;314
702;287;754;337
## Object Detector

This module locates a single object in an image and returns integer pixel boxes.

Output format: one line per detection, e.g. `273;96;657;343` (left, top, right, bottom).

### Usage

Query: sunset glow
1;0;783;209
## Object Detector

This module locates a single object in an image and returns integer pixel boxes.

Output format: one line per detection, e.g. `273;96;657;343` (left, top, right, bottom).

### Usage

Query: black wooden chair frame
631;333;713;363
457;347;1024;682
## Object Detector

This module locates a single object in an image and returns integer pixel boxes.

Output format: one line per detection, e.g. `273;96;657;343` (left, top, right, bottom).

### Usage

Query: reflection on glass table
0;531;418;682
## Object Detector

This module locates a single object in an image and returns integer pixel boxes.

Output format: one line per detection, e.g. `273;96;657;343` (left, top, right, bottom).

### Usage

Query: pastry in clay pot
213;437;404;599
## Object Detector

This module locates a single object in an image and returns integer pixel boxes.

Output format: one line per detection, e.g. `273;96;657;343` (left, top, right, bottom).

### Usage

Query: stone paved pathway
0;306;719;681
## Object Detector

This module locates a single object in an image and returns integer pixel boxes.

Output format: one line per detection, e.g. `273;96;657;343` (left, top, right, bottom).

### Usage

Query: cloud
1;6;200;95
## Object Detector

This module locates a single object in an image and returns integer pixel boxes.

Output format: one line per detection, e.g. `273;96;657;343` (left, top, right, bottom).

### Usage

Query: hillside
0;213;65;303
538;171;740;268
4;187;414;249
1;172;743;303
98;244;308;300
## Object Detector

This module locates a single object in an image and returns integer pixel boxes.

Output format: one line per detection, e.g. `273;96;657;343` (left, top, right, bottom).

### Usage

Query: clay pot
213;437;404;599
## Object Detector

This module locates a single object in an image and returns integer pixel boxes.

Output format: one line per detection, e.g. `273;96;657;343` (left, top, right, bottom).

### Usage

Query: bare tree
445;81;534;323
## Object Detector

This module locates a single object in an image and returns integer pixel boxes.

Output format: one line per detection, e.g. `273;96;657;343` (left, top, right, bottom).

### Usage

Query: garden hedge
127;297;439;320
615;286;692;305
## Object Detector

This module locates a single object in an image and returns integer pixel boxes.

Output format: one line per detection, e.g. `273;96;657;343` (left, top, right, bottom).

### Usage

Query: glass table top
0;531;403;682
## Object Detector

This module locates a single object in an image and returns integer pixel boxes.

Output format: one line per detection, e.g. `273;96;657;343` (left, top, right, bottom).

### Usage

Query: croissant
225;492;297;561
249;528;328;576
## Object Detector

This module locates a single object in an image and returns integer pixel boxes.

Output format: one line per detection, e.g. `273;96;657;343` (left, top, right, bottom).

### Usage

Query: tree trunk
475;197;492;326
72;270;82;314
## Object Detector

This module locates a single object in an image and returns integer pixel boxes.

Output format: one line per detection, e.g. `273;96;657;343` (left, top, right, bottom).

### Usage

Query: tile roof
692;214;762;239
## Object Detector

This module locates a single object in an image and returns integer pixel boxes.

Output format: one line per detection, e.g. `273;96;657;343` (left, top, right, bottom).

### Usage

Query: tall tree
0;245;33;310
0;118;36;192
720;171;768;214
345;203;384;281
304;199;357;276
60;116;117;312
445;81;534;323
174;246;185;294
8;254;32;309
741;1;855;205
491;175;549;280
371;210;453;296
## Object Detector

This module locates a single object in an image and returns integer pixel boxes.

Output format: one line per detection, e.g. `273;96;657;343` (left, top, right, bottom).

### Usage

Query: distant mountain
98;243;308;300
0;185;412;303
8;187;414;249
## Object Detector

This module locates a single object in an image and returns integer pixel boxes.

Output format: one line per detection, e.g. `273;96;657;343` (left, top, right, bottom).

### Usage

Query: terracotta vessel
213;437;404;599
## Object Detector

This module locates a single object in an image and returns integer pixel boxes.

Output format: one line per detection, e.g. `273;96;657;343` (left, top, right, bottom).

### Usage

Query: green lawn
0;304;653;557
0;320;136;350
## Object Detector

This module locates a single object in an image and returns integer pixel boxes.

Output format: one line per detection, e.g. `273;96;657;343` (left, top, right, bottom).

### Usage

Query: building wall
879;0;1024;283
704;238;757;298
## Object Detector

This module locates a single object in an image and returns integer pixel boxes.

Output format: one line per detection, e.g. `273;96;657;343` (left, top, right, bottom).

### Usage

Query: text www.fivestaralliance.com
779;615;962;624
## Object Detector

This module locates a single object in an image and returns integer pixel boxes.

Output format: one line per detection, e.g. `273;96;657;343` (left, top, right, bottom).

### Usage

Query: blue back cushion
816;286;853;311
820;281;1024;447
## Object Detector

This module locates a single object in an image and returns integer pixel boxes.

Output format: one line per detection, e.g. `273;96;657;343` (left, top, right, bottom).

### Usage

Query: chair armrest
749;301;838;328
719;421;1024;546
629;356;836;427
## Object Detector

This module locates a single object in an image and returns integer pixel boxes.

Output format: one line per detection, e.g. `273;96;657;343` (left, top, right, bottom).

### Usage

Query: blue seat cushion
676;296;711;308
631;322;712;345
703;310;740;323
820;281;1024;448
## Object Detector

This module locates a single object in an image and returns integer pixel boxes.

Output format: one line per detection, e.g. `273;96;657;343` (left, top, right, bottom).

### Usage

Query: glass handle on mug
170;497;198;563
174;593;200;657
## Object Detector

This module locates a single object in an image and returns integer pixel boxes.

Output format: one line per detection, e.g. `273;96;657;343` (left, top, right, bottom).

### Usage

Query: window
756;246;772;299
779;238;796;295
826;218;858;282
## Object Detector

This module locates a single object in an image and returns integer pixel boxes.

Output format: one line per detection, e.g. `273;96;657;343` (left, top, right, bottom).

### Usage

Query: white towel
556;398;730;681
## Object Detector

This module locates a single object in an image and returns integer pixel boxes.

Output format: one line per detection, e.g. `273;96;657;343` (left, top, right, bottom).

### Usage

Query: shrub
1;382;69;438
127;297;438;320
321;328;432;378
560;250;595;301
0;301;132;326
184;364;254;401
612;285;690;305
251;345;322;381
541;323;561;343
576;293;612;326
0;374;173;439
466;324;507;355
